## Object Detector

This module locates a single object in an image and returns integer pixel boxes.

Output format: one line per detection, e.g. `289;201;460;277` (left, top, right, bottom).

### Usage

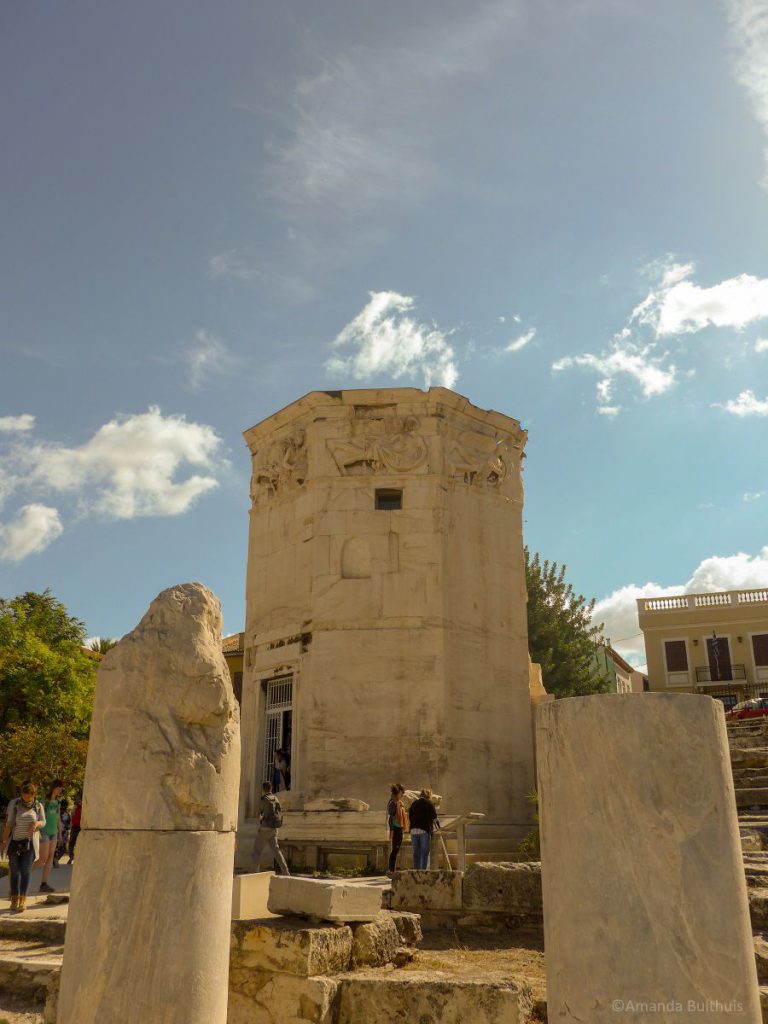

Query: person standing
408;788;439;871
68;795;82;864
272;749;288;792
1;782;46;913
54;798;71;868
36;779;63;893
386;783;407;876
251;782;290;875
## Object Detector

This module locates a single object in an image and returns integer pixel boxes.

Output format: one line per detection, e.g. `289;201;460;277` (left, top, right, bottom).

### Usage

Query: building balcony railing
640;588;768;613
694;664;747;684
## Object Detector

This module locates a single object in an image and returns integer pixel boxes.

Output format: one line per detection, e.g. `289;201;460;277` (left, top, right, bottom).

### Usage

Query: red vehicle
725;697;768;721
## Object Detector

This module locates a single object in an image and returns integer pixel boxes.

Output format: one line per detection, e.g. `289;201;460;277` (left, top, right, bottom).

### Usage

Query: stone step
0;936;62;1003
734;770;768;788
733;745;768;770
749;889;768;930
743;830;767;853
0;915;66;944
736;789;768;811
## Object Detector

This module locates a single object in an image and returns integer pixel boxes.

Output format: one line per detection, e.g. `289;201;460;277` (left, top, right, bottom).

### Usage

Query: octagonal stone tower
240;388;534;831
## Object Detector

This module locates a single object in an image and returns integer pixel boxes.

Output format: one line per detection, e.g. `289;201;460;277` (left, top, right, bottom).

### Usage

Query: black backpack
262;794;283;829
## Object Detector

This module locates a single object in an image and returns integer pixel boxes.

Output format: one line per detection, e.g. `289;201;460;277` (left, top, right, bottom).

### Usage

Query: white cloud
208;251;261;283
715;389;768;416
505;328;536;353
0;414;35;433
0;504;63;562
595;546;768;664
638;266;768;337
269;3;521;210
726;0;768;186
186;330;234;390
553;257;768;413
744;491;765;501
553;342;676;414
756;338;768;352
326;291;458;389
18;408;225;519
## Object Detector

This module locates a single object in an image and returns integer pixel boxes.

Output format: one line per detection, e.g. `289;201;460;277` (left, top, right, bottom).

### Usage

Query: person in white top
1;782;46;913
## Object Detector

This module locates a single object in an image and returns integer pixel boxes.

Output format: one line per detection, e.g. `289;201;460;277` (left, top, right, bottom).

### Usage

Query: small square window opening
375;489;402;511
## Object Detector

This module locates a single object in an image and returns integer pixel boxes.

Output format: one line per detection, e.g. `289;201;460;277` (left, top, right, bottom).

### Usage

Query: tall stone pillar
537;693;760;1023
57;584;240;1024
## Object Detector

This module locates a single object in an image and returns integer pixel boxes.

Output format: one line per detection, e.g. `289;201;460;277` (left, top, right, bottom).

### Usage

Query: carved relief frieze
446;431;518;489
250;429;307;503
328;415;428;475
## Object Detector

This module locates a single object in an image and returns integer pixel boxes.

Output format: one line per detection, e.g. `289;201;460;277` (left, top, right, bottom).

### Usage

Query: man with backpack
252;781;290;875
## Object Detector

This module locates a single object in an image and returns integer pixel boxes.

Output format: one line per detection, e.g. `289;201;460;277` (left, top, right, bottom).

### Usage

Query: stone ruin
56;583;241;1024
0;581;759;1023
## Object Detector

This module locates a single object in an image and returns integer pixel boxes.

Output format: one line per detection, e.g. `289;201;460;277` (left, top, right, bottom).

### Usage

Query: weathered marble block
335;973;533;1024
389;870;463;912
231;918;352;976
58;830;235;1023
350;913;400;967
462;861;542;918
57;583;240;1024
83;583;240;832
231;871;273;920
268;876;383;922
227;970;338;1024
537;693;761;1023
389;911;423;946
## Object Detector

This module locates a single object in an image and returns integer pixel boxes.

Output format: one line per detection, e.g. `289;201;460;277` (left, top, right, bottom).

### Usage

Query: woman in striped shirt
1;782;46;913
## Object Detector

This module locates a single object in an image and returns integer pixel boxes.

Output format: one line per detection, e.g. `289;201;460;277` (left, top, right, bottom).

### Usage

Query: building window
375;488;402;511
753;634;768;667
664;640;688;672
262;675;293;790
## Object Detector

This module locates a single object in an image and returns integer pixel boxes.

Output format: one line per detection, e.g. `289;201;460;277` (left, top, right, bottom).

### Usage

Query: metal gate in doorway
262;675;293;785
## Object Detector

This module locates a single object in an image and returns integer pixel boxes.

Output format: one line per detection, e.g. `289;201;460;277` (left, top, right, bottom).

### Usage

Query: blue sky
2;0;768;666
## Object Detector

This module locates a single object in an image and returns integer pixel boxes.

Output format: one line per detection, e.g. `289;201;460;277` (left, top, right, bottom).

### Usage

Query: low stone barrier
228;911;424;1023
267;875;384;922
388;863;543;930
335;972;534;1024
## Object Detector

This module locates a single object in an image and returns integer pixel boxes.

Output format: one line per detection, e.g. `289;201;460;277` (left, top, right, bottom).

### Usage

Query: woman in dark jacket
408;788;439;870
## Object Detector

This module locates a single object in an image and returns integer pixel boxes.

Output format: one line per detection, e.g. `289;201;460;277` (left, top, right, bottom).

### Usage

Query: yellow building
637;587;768;707
222;632;244;704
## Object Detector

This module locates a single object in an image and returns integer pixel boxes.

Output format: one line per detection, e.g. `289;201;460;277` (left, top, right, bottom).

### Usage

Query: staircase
727;718;768;1015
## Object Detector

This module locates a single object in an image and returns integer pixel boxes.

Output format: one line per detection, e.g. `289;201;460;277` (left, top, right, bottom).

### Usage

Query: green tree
0;724;88;797
525;547;610;698
0;590;96;735
88;637;118;654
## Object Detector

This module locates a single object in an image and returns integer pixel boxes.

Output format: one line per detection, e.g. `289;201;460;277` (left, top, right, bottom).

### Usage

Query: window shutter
664;640;688;672
752;634;768;667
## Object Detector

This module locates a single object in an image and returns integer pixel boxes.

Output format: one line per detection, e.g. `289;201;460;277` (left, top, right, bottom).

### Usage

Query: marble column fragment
57;583;240;1024
536;693;760;1024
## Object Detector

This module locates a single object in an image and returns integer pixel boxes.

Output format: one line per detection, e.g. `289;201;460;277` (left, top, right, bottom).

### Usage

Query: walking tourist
1;782;46;913
68;795;82;863
272;749;288;792
386;783;407;876
35;779;63;893
408;788;440;870
54;798;71;868
252;782;290;875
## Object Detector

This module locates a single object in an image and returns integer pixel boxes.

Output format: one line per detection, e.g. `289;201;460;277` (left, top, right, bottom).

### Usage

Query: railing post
456;818;467;873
